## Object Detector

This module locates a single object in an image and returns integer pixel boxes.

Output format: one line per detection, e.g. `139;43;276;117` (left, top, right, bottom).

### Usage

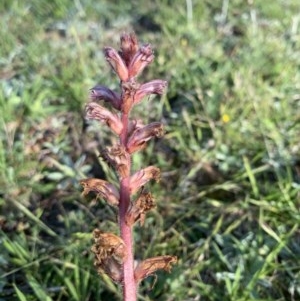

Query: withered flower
128;44;154;78
85;102;123;135
91;229;126;283
126;192;156;226
127;122;164;153
134;256;177;283
104;47;129;81
102;144;130;178
80;178;119;206
129;166;161;195
92;229;127;262
133;80;168;105
120;32;139;66
93;256;123;283
90;85;122;110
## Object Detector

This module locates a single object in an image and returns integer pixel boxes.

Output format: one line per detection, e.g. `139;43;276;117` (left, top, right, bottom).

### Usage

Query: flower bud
128;44;154;78
134;80;168;105
102;144;130;178
90;85;121;110
129;166;160;195
104;47;129;81
134;256;177;283
126;192;156;226
127;122;164;153
80;178;119;206
120;32;139;66
85;102;123;135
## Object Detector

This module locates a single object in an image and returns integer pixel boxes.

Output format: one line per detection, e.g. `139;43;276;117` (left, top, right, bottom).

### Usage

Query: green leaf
27;275;53;301
13;283;27;301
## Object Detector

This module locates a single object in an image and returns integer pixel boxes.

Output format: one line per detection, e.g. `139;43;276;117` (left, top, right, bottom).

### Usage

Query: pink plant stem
119;112;137;301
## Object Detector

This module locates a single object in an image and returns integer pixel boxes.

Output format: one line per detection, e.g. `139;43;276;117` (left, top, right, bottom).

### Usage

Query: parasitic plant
80;33;177;301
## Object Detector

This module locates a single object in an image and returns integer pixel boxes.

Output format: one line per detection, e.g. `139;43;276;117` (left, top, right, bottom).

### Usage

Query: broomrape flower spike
80;32;176;301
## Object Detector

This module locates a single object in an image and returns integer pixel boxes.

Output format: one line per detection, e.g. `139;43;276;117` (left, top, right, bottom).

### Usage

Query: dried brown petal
102;144;130;178
94;256;123;283
134;255;177;283
126;192;156;226
133;80;168;105
92;229;127;262
129;166;161;195
128;44;154;78
91;229;126;283
120;32;139;66
90;85;121;110
85;102;123;135
127;122;164;154
104;47;129;81
80;178;119;206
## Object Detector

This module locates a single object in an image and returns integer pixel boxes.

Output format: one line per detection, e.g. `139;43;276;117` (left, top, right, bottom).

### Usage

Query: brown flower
91;229;127;283
90;85;121;110
133;80;168;105
120;32;139;66
134;255;177;283
125;192;156;226
92;229;127;262
85;102;123;135
104;47;129;81
94;256;123;283
120;79;141;114
128;44;154;78
101;144;130;178
129;166;161;195
80;178;119;206
127;122;164;153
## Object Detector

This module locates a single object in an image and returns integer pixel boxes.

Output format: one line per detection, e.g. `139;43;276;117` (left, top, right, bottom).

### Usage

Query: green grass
1;0;300;300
